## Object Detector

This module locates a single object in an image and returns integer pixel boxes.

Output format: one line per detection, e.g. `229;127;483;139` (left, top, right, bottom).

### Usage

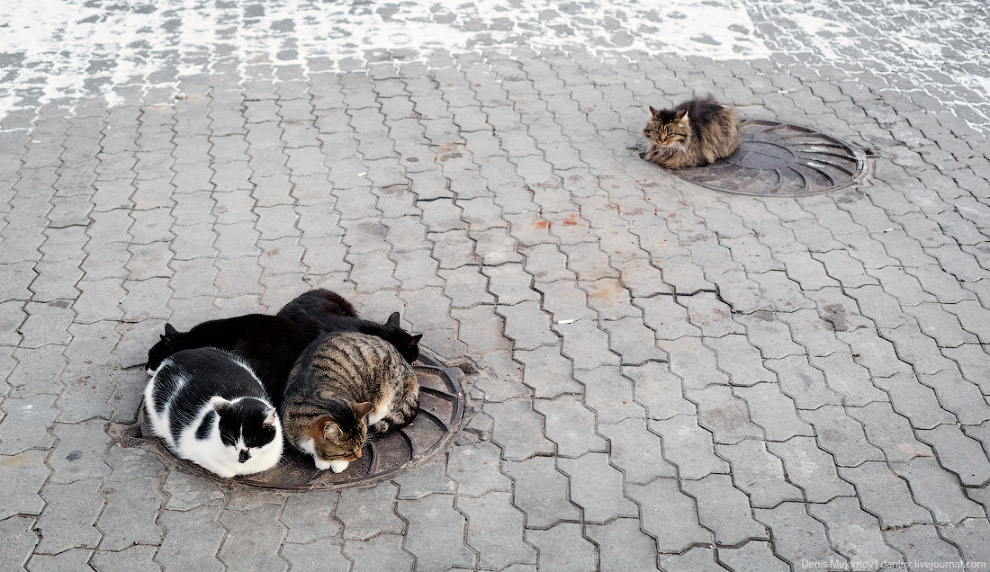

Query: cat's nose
238;450;250;463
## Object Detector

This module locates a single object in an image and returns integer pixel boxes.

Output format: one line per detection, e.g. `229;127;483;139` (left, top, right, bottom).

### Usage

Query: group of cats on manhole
142;96;738;479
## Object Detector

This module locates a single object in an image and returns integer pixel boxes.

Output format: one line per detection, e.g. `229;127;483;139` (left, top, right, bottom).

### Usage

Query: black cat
277;289;422;364
146;290;422;407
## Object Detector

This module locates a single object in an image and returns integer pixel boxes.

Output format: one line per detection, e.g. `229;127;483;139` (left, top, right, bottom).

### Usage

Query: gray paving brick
526;523;596;572
276;541;350;572
650;415;728;480
458;491;536;569
48;421;110;483
799;405;885;467
614;257;671;297
767;437;855;502
96;477;163;550
155;507;224;572
336;482;403;540
918;425;990;487
35;478;104;554
0;515;39;570
688;385;763;444
838;461;933;528
446;440;511;497
921;370;990;425
755;502;846;569
218;503;287;572
0;394;58;454
90;545;161;572
627;478;708;553
396;493;474;572
577;366;646;423
715;440;803;509
659;337;729;390
893;457;985;524
939;518;990;565
659;547;725;572
807;497;902;569
502;456;578;528
341;534;412;572
884;525;964;572
498;301;557;351
27;549;95;572
683;474;768;546
635;294;699;341
716;540;789;572
587;518;660;572
846;402;935;463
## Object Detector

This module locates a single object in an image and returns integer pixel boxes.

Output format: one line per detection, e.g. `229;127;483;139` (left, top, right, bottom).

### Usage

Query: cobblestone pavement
2;0;990;570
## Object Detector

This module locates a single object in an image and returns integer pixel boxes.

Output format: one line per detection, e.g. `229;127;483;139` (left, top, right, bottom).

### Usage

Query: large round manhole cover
120;351;465;489
672;119;870;196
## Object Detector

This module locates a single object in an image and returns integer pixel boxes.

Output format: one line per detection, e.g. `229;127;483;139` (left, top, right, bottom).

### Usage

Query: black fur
146;315;311;409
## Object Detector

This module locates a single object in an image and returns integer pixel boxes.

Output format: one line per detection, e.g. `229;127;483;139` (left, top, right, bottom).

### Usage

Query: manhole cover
118;351;465;489
672;119;870;196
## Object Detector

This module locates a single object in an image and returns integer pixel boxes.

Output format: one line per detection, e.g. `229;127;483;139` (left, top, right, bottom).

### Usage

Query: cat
146;314;311;409
281;331;420;473
144;347;283;478
277;289;422;364
642;95;741;169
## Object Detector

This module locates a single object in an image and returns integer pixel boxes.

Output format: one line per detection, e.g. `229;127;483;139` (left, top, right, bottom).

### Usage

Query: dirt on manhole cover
672;119;870;197
115;351;466;489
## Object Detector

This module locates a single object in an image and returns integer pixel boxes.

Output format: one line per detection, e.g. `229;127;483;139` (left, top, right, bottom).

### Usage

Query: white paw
329;460;350;473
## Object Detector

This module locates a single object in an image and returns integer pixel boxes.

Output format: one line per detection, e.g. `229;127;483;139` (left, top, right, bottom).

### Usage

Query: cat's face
304;401;373;471
147;323;183;373
384;312;423;363
644;107;690;147
211;396;280;466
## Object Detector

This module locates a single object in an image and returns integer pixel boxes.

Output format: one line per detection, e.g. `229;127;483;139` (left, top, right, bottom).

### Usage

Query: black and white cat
144;347;283;478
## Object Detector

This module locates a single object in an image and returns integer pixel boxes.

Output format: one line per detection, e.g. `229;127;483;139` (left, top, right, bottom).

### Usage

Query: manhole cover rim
116;348;468;490
671;117;871;197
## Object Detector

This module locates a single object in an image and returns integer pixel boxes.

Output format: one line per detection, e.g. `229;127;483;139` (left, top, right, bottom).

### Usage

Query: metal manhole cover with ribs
119;351;465;489
673;119;870;196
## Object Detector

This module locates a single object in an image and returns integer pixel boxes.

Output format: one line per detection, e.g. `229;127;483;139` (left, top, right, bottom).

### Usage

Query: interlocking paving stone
155;507;225;572
754;502;846;569
457;491;536;569
798;405;885;467
715;440;803;508
587;518;661;572
883;525;964;572
35;478;104;554
90;545;161;572
335;482;404;540
395;493;475;572
26;549;95;572
525;523;596;572
687;385;764;444
0;394;58;454
0;515;39;570
838;462;933;528
95;477;163;551
218;503;288;572
557;452;636;523
446;441;512;497
280;540;349;572
342;534;413;572
280;491;342;543
627;478;709;553
767;437;855;502
501;456;579;528
918;425;990;487
683;474;768;546
716;540;789;572
892;457;985;524
533;396;605;458
650;415;729;479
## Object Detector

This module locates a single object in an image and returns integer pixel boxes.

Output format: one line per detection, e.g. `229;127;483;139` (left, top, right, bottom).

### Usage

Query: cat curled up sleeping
144;348;283;478
145;289;422;408
281;332;420;473
643;95;741;169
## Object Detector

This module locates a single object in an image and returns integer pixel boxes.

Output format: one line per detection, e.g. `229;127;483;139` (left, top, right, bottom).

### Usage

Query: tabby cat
144;347;283;478
281;331;420;473
278;289;422;364
642;95;741;169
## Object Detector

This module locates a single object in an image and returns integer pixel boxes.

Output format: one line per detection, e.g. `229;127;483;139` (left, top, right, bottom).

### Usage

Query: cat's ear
674;109;689;123
210;396;231;414
649;106;660;117
352;401;374;420
386;312;401;327
320;418;341;440
163;323;179;337
262;408;277;428
410;334;423;344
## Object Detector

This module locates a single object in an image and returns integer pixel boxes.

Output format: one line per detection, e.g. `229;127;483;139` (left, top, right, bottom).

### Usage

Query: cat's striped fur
281;331;419;473
643;95;741;169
